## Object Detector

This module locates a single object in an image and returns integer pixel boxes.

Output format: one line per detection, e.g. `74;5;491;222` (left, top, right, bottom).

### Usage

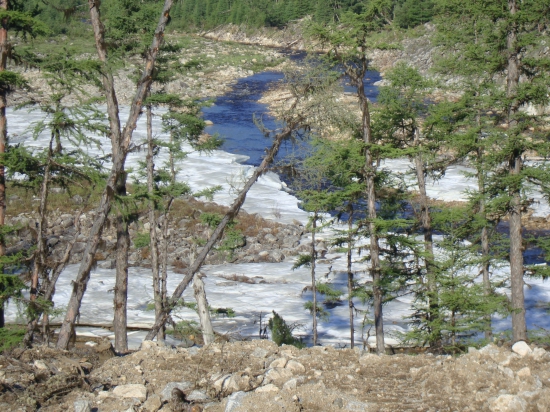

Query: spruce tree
307;9;394;353
435;0;550;343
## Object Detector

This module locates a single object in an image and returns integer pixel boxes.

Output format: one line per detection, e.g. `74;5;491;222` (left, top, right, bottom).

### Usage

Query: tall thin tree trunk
0;0;8;329
356;68;384;354
30;137;54;303
311;212;318;346
25;138;53;345
477;145;492;341
145;121;302;341
56;0;174;350
506;0;526;343
347;207;354;348
194;273;214;344
159;202;172;341
146;104;163;343
413;129;437;344
114;169;129;354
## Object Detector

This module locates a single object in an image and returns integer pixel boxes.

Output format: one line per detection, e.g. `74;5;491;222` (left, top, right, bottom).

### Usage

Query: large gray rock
112;384;147;402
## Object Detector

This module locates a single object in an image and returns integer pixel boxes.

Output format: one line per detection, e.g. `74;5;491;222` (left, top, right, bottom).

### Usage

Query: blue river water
201;55;547;267
203;53;381;167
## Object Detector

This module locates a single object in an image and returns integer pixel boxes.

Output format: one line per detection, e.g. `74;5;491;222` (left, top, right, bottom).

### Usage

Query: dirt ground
1;338;549;412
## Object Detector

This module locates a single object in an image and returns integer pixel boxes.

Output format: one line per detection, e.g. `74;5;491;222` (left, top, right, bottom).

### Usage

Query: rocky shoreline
6;198;317;272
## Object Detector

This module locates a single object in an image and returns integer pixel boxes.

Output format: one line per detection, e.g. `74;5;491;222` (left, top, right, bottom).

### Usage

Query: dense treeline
18;0;436;35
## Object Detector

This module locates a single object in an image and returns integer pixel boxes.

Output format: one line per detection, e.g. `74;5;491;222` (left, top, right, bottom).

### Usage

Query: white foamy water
5;107;550;348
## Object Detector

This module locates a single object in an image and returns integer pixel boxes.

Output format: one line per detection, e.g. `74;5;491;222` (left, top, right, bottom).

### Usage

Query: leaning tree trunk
145;120;303;341
193;273;214;345
0;0;8;329
56;0;174;350
506;0;526;343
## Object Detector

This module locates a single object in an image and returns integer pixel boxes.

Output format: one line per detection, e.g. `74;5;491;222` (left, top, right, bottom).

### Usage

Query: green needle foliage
268;311;305;348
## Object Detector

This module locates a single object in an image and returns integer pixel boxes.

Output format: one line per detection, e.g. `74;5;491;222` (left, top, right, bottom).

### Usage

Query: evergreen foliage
268;310;305;347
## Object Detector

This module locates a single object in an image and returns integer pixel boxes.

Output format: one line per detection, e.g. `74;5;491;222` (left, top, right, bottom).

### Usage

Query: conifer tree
307;9;392;353
0;0;47;329
55;0;174;351
435;0;550;343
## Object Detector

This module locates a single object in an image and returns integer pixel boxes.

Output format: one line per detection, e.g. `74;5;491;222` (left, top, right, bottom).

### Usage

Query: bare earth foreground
1;339;549;412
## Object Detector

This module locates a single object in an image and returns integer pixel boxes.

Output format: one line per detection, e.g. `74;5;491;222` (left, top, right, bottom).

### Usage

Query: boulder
285;360;305;374
264;367;294;385
269;358;287;368
141;394;162;412
112;384;147;402
512;341;532;357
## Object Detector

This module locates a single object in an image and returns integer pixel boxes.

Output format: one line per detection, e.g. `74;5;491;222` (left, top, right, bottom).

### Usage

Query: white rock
517;367;531;378
269;357;288;368
265;367;294;384
112;384;147;402
256;384;279;393
532;347;549;361
489;394;527;412
186;390;210;402
251;347;269;358
74;399;92;412
285;360;305;374
213;375;231;392
283;379;297;390
512;341;532;357
34;360;48;370
140;340;159;351
225;391;247;412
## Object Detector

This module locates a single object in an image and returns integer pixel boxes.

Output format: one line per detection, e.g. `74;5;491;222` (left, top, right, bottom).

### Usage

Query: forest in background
21;0;436;34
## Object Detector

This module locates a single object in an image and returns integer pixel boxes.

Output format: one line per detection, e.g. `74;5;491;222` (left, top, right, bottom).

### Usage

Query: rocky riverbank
7;35;289;107
1;339;549;411
6;197;317;271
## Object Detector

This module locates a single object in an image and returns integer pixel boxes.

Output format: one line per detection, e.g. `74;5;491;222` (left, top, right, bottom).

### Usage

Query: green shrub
268;311;305;348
